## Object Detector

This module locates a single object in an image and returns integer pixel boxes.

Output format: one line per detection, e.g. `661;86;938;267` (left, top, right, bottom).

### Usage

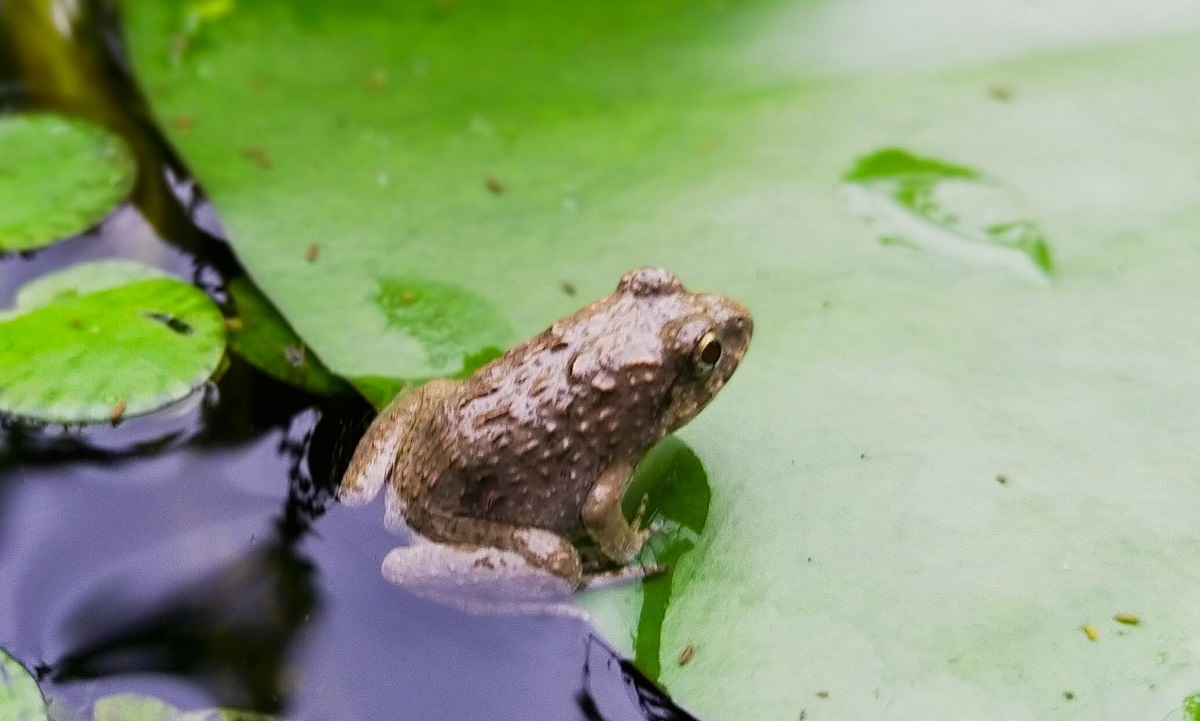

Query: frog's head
615;267;753;434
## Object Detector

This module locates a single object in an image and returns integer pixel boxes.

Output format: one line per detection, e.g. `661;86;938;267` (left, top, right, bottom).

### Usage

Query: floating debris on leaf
242;145;273;169
677;644;694;666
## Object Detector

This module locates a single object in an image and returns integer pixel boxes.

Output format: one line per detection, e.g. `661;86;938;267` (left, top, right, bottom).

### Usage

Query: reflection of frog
340;267;752;607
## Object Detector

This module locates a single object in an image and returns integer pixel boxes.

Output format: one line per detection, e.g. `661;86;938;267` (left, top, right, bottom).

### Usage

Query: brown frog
340;267;752;608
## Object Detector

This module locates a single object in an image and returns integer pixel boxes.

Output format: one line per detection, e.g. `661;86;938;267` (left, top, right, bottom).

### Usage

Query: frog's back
433;305;674;536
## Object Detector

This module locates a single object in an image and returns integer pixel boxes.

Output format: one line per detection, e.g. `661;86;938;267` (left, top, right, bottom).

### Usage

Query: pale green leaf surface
0;113;135;251
92;693;274;721
0;261;226;423
125;1;1200;718
0;648;47;721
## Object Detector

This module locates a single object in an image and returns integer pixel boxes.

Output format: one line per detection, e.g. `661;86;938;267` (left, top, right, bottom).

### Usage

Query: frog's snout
729;301;753;342
715;297;754;351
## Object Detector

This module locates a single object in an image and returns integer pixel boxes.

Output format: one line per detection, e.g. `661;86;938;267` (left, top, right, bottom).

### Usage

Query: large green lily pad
125;0;1200;718
0;113;136;251
0;261;226;424
0;647;47;721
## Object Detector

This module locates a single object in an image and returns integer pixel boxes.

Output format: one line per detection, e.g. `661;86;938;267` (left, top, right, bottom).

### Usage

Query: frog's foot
583;459;653;565
381;541;586;618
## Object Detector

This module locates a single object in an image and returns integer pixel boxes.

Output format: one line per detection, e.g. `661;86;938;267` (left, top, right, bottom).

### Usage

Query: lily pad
124;0;1200;718
0;260;226;423
0;113;136;252
0;647;48;721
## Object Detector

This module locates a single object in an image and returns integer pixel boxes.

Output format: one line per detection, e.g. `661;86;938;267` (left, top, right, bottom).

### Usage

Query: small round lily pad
0;260;226;424
0;647;48;721
0;113;137;252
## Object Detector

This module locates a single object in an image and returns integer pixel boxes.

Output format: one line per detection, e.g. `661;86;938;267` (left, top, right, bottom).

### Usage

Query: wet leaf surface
843;147;1054;279
371;275;511;379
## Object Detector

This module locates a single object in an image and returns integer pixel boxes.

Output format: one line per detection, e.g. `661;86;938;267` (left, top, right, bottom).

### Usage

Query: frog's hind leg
382;507;586;613
339;379;458;507
381;539;584;616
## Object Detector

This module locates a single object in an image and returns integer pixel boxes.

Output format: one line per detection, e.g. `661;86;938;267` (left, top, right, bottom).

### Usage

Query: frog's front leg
582;458;651;565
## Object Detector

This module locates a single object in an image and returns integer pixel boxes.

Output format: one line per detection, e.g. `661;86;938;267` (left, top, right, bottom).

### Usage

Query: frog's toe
580;562;667;591
617;527;653;564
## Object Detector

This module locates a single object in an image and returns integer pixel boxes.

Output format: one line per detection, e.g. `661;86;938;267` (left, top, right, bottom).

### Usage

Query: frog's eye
695;331;723;369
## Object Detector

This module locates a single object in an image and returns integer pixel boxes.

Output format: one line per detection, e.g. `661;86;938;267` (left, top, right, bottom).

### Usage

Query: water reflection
1;370;698;719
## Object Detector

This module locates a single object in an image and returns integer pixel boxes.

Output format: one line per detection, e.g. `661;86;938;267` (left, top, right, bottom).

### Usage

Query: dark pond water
0;2;699;719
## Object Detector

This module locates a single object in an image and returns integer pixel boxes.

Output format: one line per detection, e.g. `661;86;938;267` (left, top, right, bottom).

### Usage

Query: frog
339;267;752;610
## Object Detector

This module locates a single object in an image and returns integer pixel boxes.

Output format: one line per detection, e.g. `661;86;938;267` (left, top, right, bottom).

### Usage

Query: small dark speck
816;691;829;699
996;474;1008;485
1063;691;1075;701
807;557;812;563
486;176;505;195
284;344;306;367
363;68;388;90
305;242;319;262
144;311;194;336
798;711;806;721
988;84;1014;102
859;452;866;460
242;145;273;169
560;280;577;296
